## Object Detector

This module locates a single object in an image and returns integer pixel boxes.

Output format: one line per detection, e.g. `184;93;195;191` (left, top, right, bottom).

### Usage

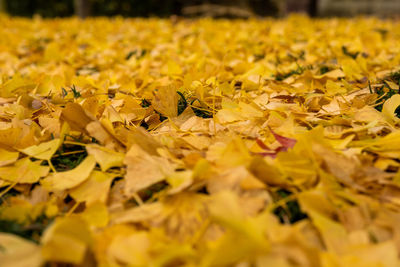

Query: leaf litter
0;14;400;266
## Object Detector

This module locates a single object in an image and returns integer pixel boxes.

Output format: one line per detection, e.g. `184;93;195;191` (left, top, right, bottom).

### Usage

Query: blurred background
0;0;399;18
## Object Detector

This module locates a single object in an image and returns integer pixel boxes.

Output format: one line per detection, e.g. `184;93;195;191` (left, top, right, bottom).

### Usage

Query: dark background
1;0;317;18
1;0;399;18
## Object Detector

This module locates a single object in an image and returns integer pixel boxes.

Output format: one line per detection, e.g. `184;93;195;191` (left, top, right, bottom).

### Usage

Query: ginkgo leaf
41;216;92;264
124;144;176;195
2;15;400;267
0;148;19;167
248;157;286;186
166;170;193;194
110;202;163;225
298;190;350;253
215;108;244;123
325;80;347;96
276;149;317;186
0;127;22;149
61;102;94;132
238;102;264;118
164;60;183;76
314;69;345;79
0;74;35;98
69;170;113;205
86;121;124;152
150;192;209;242
79;202;109;228
0;158;49;184
269;127;297;150
0;199;34;223
382;94;400;123
44;42;62;62
204;191;269;266
0;233;43;267
152;85;178;117
20;138;60;160
106;231;151;266
321;241;399;267
41;155;96;191
86;144;124;171
306;209;349;253
124;127;162;155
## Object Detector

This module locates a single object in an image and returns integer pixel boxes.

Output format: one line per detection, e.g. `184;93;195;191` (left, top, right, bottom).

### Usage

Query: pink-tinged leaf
275;146;289;153
269;127;297;149
256;138;271;150
253;145;291;158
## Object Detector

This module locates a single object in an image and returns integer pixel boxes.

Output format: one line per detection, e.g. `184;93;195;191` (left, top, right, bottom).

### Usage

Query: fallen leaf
86;144;124;171
123;144;176;195
41;155;96;191
69;170;114;206
382;94;400;123
152;85;178;117
0;148;19;167
20;139;60;160
0;158;49;184
41;216;92;264
0;233;43;267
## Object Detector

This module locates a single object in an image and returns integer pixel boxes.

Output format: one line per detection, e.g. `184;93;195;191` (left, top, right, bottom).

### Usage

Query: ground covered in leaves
1;15;400;267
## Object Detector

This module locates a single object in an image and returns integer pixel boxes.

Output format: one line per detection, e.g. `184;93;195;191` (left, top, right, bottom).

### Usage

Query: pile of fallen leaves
1;14;400;266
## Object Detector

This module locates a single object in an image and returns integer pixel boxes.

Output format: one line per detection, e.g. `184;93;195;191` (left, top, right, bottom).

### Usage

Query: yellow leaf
248;157;285;186
215;108;244;123
308;210;348;253
182;135;211;150
61;102;94;132
215;138;252;167
164;60;183;76
0;233;42;267
204;191;269;266
41;155;96;191
20;138;60;160
321;241;399;267
166;170;193;194
152;85;178;117
0;200;33;223
41;216;92;265
111;202;163;225
86;144;124;171
103;105;123;123
325;80;346;96
0;158;49;184
299;191;349;254
107;231;150;266
382;94;400;123
0;74;35;98
80;202;109;228
277;149;317;186
316;69;345;79
123;126;162;155
123;144;175;195
340;58;364;81
69;171;113;206
44;42;62;61
353;106;385;123
45;203;59;218
385;80;399;90
242;74;261;90
239;102;264;118
0;148;19;167
86;121;124;152
0;128;22;149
